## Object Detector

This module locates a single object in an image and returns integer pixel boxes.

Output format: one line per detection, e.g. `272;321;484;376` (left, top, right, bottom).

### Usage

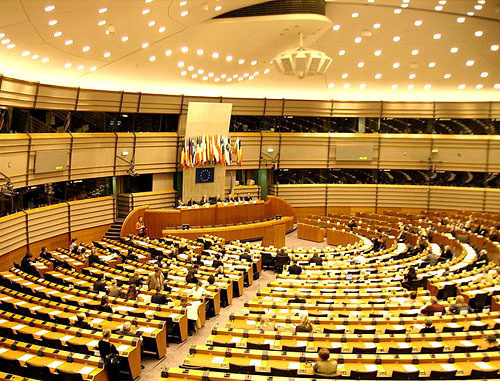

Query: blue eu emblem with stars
196;167;214;183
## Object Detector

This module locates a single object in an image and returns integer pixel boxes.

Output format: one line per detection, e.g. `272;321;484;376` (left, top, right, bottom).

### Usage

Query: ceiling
0;0;498;102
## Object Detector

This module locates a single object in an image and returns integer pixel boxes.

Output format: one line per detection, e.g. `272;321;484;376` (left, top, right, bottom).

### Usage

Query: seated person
99;295;113;313
20;252;36;274
185;270;198;284
224;195;234;202
477;249;489;263
258;316;275;331
424;252;438;266
309;253;323;266
73;313;92;330
108;280;123;298
88;249;101;266
313;348;338;376
93;274;107;293
295;315;313;333
151;287;169;304
448;295;472;314
441;245;453;259
244;193;253;201
191;281;210;298
485;335;500;351
128;271;143;287
240;250;252;262
419;319;437;333
114;321;139;337
288;263;303;275
288;292;306;304
421;297;445;316
69;238;78;253
126;283;139;301
199;195;209;205
207;275;216;285
212;254;223;269
401;267;417;290
176;198;184;207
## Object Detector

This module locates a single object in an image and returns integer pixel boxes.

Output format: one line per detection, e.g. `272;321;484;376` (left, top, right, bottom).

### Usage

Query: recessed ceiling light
77;64;84;70
394;9;402;14
467;11;474;16
494;84;500;89
332;25;340;31
433;33;441;40
1;38;10;45
196;49;203;56
214;78;220;82
439;0;446;4
474;4;482;10
192;74;198;79
180;71;187;76
343;84;350;88
351;12;359;18
120;37;128;43
99;8;107;13
414;20;423;26
491;45;499;51
424;84;432;89
264;68;270;74
480;72;488;78
159;26;166;33
227;78;232;82
411;49;419;55
142;42;149;48
392;62;400;68
338;50;346;55
98;20;106;26
90;66;97;71
0;33;4;39
466;60;474;66
226;55;233;62
243;72;249;78
202;76;208;81
65;40;73;45
177;61;184;67
253;71;259;76
374;49;382;56
163;49;172;56
251;60;257;65
375;73;382;79
392;36;400;42
198;69;204;74
215;5;222;11
6;44;15;49
212;52;219;59
408;84;415;89
428;62;436;67
232;74;238;78
357;62;364;68
53;31;62;37
457;17;465;23
221;74;227;78
187;65;194;71
148;21;156;27
409;74;416;79
475;31;483;37
31;54;39;59
238;59;245;64
401;3;408;8
64;62;72;68
149;56;156;61
354;37;362;43
443;73;451;79
208;72;214;77
142;9;150;15
21;51;30;56
450;47;458;53
181;46;188;53
434;5;443;11
103;52;111;57
45;5;55;12
360;83;366;89
180;0;187;5
41;57;49;63
373;23;381;29
341;73;348;79
391;84;398;89
48;20;58;26
82;46;90;52
458;84;466;89
181;10;188;16
476;84;483;89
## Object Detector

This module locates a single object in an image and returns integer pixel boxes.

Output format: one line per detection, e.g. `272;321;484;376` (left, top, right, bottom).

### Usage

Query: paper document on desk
212;356;225;364
475;362;493;370
78;366;95;375
440;364;457;371
403;364;419;372
288;362;300;369
47;360;64;368
250;359;261;366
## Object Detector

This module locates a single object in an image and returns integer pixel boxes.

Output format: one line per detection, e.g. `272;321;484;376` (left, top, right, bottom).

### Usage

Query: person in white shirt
352;254;368;264
191;281;210;298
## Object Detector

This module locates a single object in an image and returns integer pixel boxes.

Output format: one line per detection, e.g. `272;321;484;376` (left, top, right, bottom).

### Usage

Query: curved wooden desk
121;196;296;241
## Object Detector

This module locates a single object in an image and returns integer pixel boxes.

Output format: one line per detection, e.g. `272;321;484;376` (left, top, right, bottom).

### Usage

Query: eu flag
196;167;214;183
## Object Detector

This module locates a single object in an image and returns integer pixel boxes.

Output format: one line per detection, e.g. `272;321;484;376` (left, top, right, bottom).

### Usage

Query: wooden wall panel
327;184;377;207
269;184;326;208
70;197;115;231
382;102;434;118
280;133;329;168
71;133;116;179
485;189;500;213
377;185;428;209
76;89;122;112
0;213;27;257
0;134;29;188
260;133;281;169
26;204;69;243
488;136;500;173
432;135;489;172
379;135;431;170
135;133;178;174
0;77;37;108
429;186;485;211
36;85;78;110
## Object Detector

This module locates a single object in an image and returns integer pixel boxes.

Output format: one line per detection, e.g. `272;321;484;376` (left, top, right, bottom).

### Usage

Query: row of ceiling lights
327;83;500;90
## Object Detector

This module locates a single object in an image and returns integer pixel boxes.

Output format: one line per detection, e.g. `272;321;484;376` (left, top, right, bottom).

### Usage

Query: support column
256;169;268;200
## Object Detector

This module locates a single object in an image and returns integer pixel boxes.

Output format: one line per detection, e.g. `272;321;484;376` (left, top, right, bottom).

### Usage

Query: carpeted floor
140;229;321;380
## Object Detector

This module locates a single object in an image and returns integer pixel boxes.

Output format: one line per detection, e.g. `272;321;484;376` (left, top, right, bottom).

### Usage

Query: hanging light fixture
273;32;332;79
